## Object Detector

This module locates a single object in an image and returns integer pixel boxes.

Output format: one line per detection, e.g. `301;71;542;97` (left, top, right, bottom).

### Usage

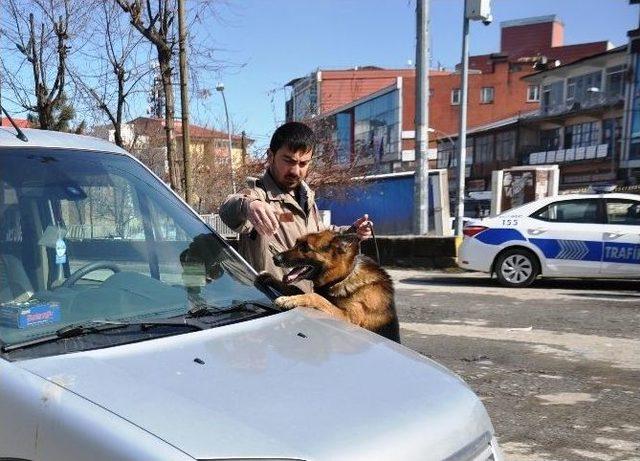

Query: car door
528;198;605;276
601;197;640;277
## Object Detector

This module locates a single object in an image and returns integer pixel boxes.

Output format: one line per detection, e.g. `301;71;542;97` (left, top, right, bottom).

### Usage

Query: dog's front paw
275;295;302;310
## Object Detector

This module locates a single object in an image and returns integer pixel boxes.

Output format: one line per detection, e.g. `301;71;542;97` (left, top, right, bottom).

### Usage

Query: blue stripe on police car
603;242;640;265
475;228;526;245
471;227;640;265
528;238;602;262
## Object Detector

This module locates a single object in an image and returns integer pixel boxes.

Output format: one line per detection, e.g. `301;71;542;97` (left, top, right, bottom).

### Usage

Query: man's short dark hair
269;122;315;154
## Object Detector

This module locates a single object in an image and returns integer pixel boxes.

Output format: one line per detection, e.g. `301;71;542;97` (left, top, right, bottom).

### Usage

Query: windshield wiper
185;300;277;318
1;318;204;353
1;320;130;352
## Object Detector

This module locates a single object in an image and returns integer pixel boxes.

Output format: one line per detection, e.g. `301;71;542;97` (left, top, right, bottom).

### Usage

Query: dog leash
363;221;381;266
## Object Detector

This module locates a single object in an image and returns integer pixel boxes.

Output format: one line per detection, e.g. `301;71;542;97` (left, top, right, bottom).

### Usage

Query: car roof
544;193;639;202
0;126;129;155
497;193;639;217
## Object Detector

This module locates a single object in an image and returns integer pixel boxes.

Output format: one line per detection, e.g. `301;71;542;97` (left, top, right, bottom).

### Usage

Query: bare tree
115;0;181;193
0;0;86;130
305;117;369;190
69;1;151;148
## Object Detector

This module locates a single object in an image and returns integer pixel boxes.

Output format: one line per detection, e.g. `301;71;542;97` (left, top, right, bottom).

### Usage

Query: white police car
458;193;640;287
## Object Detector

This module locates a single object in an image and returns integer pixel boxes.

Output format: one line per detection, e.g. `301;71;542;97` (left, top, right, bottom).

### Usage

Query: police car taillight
463;225;488;237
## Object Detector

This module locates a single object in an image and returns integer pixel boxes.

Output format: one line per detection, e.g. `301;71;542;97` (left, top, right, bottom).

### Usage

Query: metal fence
201;213;238;239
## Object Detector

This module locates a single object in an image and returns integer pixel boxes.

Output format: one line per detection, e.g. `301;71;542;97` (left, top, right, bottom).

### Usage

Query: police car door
601;197;640;277
528;198;604;276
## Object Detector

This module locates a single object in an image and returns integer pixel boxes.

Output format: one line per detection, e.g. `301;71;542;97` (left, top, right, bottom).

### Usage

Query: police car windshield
0;148;269;356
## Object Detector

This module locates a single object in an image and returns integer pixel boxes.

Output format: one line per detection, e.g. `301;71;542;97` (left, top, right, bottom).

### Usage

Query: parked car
0;125;503;461
459;193;640;287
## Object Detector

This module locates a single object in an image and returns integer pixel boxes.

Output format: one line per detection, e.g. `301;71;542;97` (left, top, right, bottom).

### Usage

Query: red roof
129;117;250;142
1;117;30;128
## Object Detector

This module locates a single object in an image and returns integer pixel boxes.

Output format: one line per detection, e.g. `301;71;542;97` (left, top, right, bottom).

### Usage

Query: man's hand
248;200;280;235
351;214;373;240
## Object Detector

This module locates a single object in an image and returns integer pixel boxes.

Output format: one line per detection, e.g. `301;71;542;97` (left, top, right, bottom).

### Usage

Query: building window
475;134;494;164
451;89;461;105
605;65;626;99
480;87;494;104
292;75;318;121
436;140;455;169
495;131;515;161
541;81;564;113
353;90;400;162
564;121;600;149
540;128;561;150
527;85;540;102
566;71;603;106
335;112;353;164
630;54;640;160
602;117;622;159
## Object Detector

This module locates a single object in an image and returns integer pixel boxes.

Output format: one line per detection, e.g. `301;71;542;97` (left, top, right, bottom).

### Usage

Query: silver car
0;126;503;461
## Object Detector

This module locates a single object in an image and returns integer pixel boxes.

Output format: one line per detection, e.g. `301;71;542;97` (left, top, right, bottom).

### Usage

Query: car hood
19;309;493;461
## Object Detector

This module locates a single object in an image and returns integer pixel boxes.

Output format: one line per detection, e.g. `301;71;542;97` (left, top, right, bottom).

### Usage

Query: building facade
522;46;627;188
285;15;612;174
623;0;640;183
437;46;629;194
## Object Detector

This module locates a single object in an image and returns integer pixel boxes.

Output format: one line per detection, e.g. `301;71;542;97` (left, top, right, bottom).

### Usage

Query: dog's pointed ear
332;233;360;253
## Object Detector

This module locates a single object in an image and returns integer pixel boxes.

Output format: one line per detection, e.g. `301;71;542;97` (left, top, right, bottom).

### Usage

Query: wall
501;20;559;57
428;62;539;137
316;173;442;235
226;236;458;269
319;69;414;114
316;175;415;235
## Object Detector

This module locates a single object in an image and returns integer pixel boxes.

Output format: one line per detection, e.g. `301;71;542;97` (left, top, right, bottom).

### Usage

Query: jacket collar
261;170;315;215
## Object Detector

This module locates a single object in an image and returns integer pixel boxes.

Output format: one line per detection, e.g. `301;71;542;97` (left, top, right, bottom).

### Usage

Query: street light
216;82;237;194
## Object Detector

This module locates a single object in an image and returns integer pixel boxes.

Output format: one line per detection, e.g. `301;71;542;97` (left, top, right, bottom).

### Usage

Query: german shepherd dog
257;230;400;343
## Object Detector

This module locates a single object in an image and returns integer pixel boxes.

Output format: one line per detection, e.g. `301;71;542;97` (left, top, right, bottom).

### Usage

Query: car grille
443;431;497;461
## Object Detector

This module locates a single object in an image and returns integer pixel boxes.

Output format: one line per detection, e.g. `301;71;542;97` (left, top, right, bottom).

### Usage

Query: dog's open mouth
283;265;315;284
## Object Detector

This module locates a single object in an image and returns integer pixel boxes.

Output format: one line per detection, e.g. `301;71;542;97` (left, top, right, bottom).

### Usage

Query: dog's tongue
283;266;308;284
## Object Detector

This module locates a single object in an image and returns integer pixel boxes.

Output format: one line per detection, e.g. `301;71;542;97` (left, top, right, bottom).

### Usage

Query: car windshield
0;147;271;359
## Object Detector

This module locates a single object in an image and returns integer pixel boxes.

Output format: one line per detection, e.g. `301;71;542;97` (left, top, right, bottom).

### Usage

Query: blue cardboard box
0;301;61;329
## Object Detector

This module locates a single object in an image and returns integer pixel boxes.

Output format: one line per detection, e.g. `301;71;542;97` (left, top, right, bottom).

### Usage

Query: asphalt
388;269;640;461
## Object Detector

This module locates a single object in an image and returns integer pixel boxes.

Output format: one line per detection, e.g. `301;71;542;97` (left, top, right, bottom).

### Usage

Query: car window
531;199;600;224
606;199;640;225
0;148;270;358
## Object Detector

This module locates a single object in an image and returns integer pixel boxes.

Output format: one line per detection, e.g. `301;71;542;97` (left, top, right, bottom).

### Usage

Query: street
389;269;640;461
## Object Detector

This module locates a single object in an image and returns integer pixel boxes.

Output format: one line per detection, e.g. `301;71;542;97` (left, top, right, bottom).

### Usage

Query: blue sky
2;1;635;152
202;0;638;153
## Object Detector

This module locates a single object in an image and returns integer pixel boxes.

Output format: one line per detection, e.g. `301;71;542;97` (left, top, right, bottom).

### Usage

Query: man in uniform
219;122;371;290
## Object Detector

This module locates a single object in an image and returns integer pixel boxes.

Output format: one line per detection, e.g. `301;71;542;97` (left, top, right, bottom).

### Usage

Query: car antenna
0;104;28;142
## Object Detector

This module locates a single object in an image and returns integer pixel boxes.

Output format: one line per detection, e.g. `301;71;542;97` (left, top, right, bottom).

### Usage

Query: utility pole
414;0;430;235
177;0;192;204
455;1;471;237
455;0;493;236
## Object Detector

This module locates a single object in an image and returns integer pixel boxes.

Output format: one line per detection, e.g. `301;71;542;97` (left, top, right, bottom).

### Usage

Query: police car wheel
495;249;539;288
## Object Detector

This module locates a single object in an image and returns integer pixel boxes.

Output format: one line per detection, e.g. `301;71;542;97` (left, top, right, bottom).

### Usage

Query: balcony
528;144;609;165
539;93;624;118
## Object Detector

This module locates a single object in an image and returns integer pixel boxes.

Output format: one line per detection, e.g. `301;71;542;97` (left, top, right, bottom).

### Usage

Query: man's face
268;146;313;191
